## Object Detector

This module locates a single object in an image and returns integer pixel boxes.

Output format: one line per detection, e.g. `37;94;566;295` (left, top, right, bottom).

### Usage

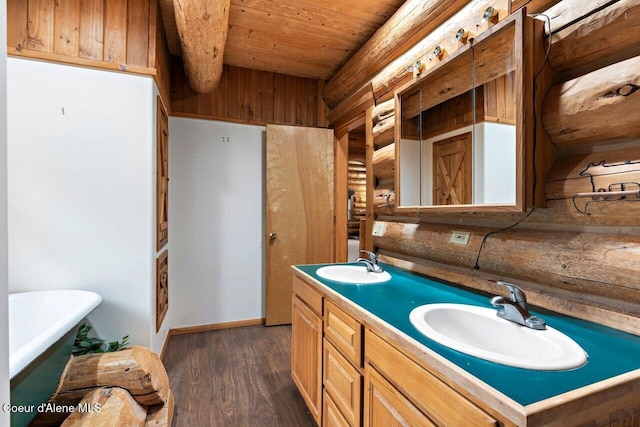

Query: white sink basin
316;265;391;284
409;303;587;370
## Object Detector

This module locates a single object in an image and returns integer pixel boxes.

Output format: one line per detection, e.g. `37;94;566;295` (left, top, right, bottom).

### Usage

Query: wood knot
203;12;210;20
617;84;638;97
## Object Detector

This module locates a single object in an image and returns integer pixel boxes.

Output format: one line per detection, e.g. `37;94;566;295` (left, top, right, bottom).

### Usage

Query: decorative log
371;0;509;103
372;99;395;125
372;143;395;181
542;55;640;146
51;346;170;407
61;387;147;427
545;0;620;32
173;0;230;93
373;221;640;306
145;390;175;427
327;83;374;129
543;198;640;226
323;0;469;109
372;116;395;148
549;0;640;76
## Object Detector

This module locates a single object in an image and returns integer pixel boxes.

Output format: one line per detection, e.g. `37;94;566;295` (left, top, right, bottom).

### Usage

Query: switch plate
450;231;470;245
372;222;387;237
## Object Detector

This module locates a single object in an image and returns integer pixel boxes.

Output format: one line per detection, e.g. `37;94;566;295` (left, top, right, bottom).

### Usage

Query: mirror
396;14;529;212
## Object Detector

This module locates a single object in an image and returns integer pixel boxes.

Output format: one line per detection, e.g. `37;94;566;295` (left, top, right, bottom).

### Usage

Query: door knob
269;232;277;240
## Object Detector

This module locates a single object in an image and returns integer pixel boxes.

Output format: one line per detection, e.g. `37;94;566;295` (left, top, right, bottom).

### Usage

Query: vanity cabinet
291;276;323;425
292;274;494;427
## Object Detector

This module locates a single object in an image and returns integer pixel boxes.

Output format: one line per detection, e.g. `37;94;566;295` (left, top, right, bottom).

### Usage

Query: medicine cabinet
395;10;539;213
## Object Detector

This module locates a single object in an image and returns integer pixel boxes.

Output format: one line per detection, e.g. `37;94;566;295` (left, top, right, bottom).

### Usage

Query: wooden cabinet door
364;365;435;427
266;124;334;325
291;295;323;425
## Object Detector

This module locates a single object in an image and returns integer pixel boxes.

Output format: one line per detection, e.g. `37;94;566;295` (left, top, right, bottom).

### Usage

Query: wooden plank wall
170;61;327;128
153;2;171;108
6;0;171;105
360;0;640;334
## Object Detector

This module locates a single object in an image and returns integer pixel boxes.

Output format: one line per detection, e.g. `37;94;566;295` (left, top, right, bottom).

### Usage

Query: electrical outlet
450;231;470;245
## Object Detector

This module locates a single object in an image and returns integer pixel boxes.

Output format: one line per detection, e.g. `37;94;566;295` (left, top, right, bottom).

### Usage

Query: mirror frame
394;10;535;214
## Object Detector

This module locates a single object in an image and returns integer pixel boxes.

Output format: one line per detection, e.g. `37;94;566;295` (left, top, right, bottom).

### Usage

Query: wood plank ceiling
160;0;406;81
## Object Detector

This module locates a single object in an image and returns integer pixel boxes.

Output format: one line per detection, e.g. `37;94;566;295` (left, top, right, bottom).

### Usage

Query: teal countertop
295;263;640;406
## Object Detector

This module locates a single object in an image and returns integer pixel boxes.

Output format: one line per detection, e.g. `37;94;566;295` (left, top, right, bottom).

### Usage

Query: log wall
6;0;171;105
348;161;367;236
170;61;328;128
356;0;640;333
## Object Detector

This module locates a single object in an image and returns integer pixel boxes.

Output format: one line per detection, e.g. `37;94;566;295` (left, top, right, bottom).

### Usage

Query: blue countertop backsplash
295;263;640;406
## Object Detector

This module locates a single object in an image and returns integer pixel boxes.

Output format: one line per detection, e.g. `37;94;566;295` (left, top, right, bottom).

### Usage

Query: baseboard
167;318;267;337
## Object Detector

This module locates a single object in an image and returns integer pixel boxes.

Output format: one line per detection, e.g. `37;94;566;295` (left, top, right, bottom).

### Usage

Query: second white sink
316;265;391;284
409;303;587;370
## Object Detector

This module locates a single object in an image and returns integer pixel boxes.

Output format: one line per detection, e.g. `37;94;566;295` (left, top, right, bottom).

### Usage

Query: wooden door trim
335;113;367;262
335;127;349;262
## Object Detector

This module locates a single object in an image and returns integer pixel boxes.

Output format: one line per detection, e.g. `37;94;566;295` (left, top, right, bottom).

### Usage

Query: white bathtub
9;290;102;379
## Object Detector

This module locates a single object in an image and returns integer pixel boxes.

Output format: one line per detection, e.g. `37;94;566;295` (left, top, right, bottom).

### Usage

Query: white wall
399;138;421;206
169;117;265;328
473;122;516;204
7;58;156;349
0;0;12;422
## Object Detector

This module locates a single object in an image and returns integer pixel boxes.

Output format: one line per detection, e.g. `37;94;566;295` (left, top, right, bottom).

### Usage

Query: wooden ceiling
160;0;406;81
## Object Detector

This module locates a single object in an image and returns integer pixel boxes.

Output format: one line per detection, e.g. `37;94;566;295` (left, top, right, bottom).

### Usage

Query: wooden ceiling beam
322;0;469;109
173;0;230;94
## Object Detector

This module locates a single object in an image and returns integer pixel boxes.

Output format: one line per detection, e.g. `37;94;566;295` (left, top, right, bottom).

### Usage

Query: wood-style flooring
162;325;316;426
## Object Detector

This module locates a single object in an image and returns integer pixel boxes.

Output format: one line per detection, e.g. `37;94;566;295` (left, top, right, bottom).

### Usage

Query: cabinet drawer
324;300;362;367
323;390;351;427
365;330;498;427
293;275;323;315
364;364;436;427
324;340;362;427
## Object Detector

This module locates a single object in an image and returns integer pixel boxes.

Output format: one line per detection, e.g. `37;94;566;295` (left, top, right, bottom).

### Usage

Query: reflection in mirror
399;87;422;206
397;19;520;209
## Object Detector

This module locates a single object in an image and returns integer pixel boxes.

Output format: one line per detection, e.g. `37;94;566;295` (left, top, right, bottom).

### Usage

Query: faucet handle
496;281;527;306
360;250;378;263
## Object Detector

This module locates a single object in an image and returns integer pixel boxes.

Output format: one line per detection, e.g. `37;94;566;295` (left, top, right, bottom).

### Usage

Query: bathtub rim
9;289;102;378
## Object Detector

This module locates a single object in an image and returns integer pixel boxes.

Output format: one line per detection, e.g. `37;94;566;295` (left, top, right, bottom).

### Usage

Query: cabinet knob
269;232;277;240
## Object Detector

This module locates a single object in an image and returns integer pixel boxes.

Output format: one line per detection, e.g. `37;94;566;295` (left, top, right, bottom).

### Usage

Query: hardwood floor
162;325;316;426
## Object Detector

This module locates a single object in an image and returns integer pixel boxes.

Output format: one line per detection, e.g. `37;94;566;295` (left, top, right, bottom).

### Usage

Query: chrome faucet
490;281;546;330
356;250;384;273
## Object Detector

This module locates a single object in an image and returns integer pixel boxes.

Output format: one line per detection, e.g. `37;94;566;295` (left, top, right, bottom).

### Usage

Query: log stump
51;346;170;407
